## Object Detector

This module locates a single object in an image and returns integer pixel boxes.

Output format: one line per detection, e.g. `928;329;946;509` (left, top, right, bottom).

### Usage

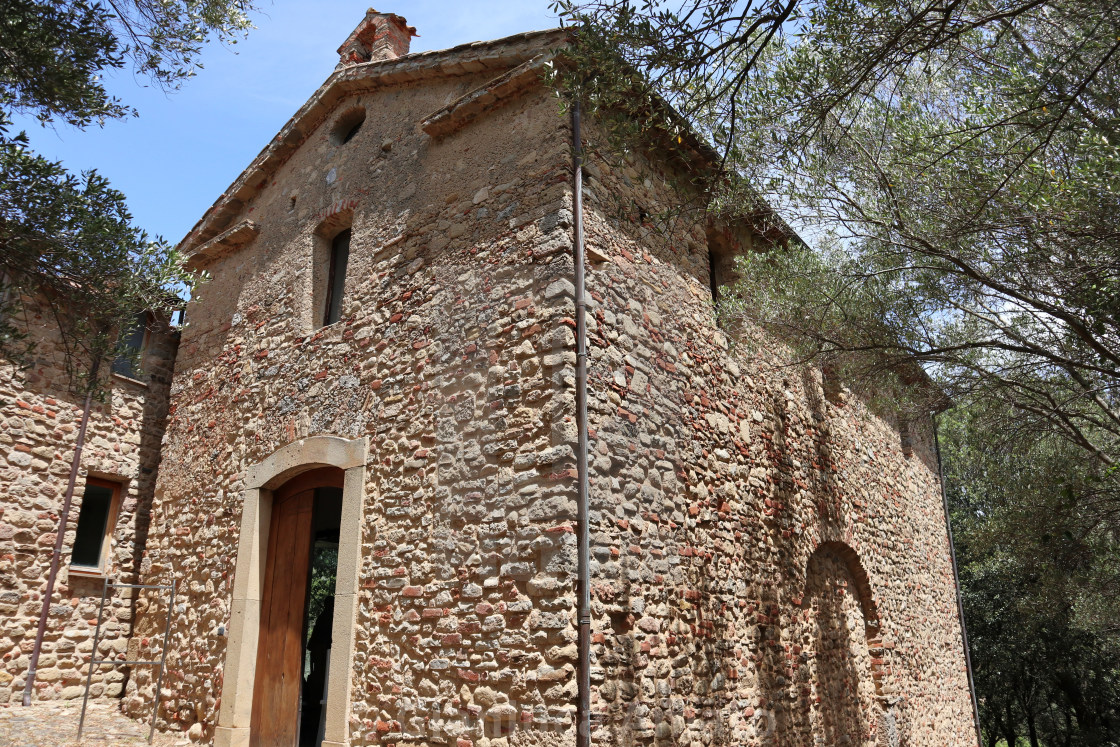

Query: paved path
0;700;190;746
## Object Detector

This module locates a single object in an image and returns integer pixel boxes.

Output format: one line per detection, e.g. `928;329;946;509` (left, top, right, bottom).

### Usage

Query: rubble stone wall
0;297;177;704
124;56;975;747
126;75;584;746
577;122;977;747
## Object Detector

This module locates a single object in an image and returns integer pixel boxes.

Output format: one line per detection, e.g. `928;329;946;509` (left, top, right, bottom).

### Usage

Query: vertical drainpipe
571;99;592;747
933;415;983;746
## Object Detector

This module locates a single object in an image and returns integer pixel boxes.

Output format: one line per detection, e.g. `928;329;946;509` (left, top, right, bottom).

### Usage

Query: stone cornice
420;53;556;138
186;220;260;270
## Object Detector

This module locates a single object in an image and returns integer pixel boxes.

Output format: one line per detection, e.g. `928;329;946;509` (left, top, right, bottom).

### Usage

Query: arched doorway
802;542;881;747
250;467;343;747
215;435;368;747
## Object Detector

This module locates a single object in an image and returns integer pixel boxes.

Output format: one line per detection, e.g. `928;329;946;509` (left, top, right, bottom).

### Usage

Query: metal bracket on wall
77;578;177;744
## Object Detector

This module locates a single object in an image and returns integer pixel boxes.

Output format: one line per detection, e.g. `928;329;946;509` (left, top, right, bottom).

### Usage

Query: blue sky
13;1;558;245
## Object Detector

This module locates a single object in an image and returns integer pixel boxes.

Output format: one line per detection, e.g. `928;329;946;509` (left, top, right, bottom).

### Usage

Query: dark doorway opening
299;488;341;747
250;468;342;747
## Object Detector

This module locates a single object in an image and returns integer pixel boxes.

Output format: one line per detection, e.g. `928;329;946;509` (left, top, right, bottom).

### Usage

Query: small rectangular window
707;227;743;326
112;312;150;379
70;478;121;571
323;229;351;326
899;419;914;457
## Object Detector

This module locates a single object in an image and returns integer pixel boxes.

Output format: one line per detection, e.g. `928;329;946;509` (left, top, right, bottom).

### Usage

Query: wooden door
249;469;339;747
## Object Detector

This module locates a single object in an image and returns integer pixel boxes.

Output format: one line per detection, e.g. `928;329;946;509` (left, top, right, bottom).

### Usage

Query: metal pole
77;578;110;740
933;416;983;747
150;579;176;744
571;99;592;747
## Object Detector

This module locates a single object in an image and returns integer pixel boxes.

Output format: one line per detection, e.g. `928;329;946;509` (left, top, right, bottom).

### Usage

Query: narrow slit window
323;229;351;326
708;245;723;306
0;271;12;323
706;228;741;326
71;478;120;571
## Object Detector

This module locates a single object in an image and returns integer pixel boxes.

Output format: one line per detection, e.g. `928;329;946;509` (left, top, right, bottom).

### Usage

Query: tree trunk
1054;673;1103;746
1004;702;1020;747
1026;707;1040;747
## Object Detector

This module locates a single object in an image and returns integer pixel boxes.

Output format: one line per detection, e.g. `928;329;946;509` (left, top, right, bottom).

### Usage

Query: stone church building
0;9;979;747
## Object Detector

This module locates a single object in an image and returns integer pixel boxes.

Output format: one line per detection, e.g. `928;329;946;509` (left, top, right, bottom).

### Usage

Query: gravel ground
0;700;191;746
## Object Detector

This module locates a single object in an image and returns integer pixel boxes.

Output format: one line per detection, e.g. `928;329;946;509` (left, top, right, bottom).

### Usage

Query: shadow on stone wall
805;548;870;745
119;327;179;704
796;542;890;746
598;544;746;745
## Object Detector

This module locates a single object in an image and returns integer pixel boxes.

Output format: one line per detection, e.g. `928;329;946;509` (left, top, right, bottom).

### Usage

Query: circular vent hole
331;107;366;145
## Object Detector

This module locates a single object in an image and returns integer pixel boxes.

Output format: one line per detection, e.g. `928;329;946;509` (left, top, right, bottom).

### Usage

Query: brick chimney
337;9;418;68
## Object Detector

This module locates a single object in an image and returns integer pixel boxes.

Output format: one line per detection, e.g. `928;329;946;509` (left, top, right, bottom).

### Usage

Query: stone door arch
801;541;888;747
215;435;368;747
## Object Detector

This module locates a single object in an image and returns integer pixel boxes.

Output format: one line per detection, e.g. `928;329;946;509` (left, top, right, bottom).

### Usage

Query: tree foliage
0;131;189;387
1;0;255;128
943;407;1120;745
554;0;1119;459
0;0;256;392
